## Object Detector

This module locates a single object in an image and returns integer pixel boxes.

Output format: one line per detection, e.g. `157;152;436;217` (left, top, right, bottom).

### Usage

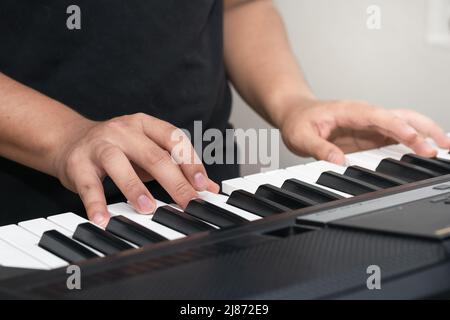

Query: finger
336;104;436;157
96;144;156;214
292;124;346;164
141;117;210;191
132;164;153;182
74;166;109;227
126;137;198;209
392;109;450;149
207;179;220;193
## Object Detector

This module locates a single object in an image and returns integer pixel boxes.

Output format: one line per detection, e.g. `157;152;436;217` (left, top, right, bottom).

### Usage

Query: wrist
49;116;97;178
265;89;317;129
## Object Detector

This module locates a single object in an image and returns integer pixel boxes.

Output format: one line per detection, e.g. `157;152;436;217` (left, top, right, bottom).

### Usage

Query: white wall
230;0;450;175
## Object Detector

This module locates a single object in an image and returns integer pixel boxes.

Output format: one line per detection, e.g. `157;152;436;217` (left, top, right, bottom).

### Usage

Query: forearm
0;73;94;175
224;0;314;128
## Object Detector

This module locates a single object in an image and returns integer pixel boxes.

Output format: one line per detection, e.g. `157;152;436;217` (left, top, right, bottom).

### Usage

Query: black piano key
317;171;381;196
344;165;407;189
435;157;450;166
376;158;440;182
106;216;167;247
281;178;343;203
185;199;248;228
153;205;216;235
226;189;289;217
73;223;133;255
401;154;450;175
38;230;98;263
255;184;318;210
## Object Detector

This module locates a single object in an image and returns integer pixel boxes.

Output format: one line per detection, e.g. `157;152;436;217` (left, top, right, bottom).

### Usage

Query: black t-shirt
0;1;239;224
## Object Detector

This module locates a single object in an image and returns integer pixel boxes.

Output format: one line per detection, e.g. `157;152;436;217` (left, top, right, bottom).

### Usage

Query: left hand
280;99;450;165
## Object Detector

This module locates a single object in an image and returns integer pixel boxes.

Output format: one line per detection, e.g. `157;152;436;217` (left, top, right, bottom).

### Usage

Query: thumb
296;130;346;165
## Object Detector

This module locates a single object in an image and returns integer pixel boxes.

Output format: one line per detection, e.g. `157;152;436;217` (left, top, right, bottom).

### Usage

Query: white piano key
107;202;185;240
288;161;346;181
244;170;291;188
383;144;413;155
18;217;104;257
0;239;48;270
424;135;450;159
221;177;259;195
198;191;261;222
0;225;68;269
437;149;450;160
345;152;380;171
304;160;347;174
19;218;73;238
48;212;89;233
367;148;402;160
383;143;450;161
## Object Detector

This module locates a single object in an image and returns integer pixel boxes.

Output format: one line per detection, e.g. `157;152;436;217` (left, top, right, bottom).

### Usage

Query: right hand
53;113;219;227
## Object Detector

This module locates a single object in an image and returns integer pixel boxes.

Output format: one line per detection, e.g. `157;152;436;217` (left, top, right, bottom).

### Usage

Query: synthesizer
0;143;450;299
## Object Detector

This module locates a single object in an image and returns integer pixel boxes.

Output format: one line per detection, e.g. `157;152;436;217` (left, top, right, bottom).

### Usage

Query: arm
0;73;90;175
224;0;450;163
0;73;218;225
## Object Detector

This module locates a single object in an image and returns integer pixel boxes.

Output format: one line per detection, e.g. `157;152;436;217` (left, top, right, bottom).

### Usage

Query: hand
280;99;450;164
53;113;219;227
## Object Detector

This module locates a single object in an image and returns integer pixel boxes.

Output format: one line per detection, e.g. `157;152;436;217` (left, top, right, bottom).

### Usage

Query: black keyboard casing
1;176;450;299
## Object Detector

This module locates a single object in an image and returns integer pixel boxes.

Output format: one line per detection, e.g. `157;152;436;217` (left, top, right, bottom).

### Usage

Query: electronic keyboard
1;143;450;299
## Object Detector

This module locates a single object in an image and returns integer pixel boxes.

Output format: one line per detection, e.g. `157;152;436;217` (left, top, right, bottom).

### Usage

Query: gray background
229;0;450;175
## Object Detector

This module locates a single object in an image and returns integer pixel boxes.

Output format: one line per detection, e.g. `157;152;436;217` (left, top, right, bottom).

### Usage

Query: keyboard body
1;175;450;299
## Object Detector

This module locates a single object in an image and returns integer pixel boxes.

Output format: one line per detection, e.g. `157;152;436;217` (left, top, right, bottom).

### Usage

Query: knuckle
146;148;171;167
97;144;120;164
403;130;419;144
103;117;128;131
370;107;388;120
85;201;106;216
173;180;195;202
65;147;85;172
124;177;144;196
132;112;147;120
77;182;98;199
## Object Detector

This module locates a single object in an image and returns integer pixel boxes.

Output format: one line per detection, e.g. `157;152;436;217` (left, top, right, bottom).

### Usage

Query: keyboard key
39;230;99;263
106;216;168;246
0;225;67;269
108;202;185;240
345;151;381;171
400;154;450;175
376;158;440;182
286;165;352;198
153;206;216;235
198;191;261;221
255;184;318;209
73;223;133;255
19;218;72;238
317;171;381;195
222;177;259;195
185;199;248;228
344;166;406;189
227;190;289;217
244;170;289;188
281;178;343;203
0;239;48;270
48;212;89;233
19;217;104;257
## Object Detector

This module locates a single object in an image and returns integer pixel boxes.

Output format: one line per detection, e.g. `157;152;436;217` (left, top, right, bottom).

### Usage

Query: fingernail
93;212;107;227
194;172;208;191
327;152;343;164
137;195;155;213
